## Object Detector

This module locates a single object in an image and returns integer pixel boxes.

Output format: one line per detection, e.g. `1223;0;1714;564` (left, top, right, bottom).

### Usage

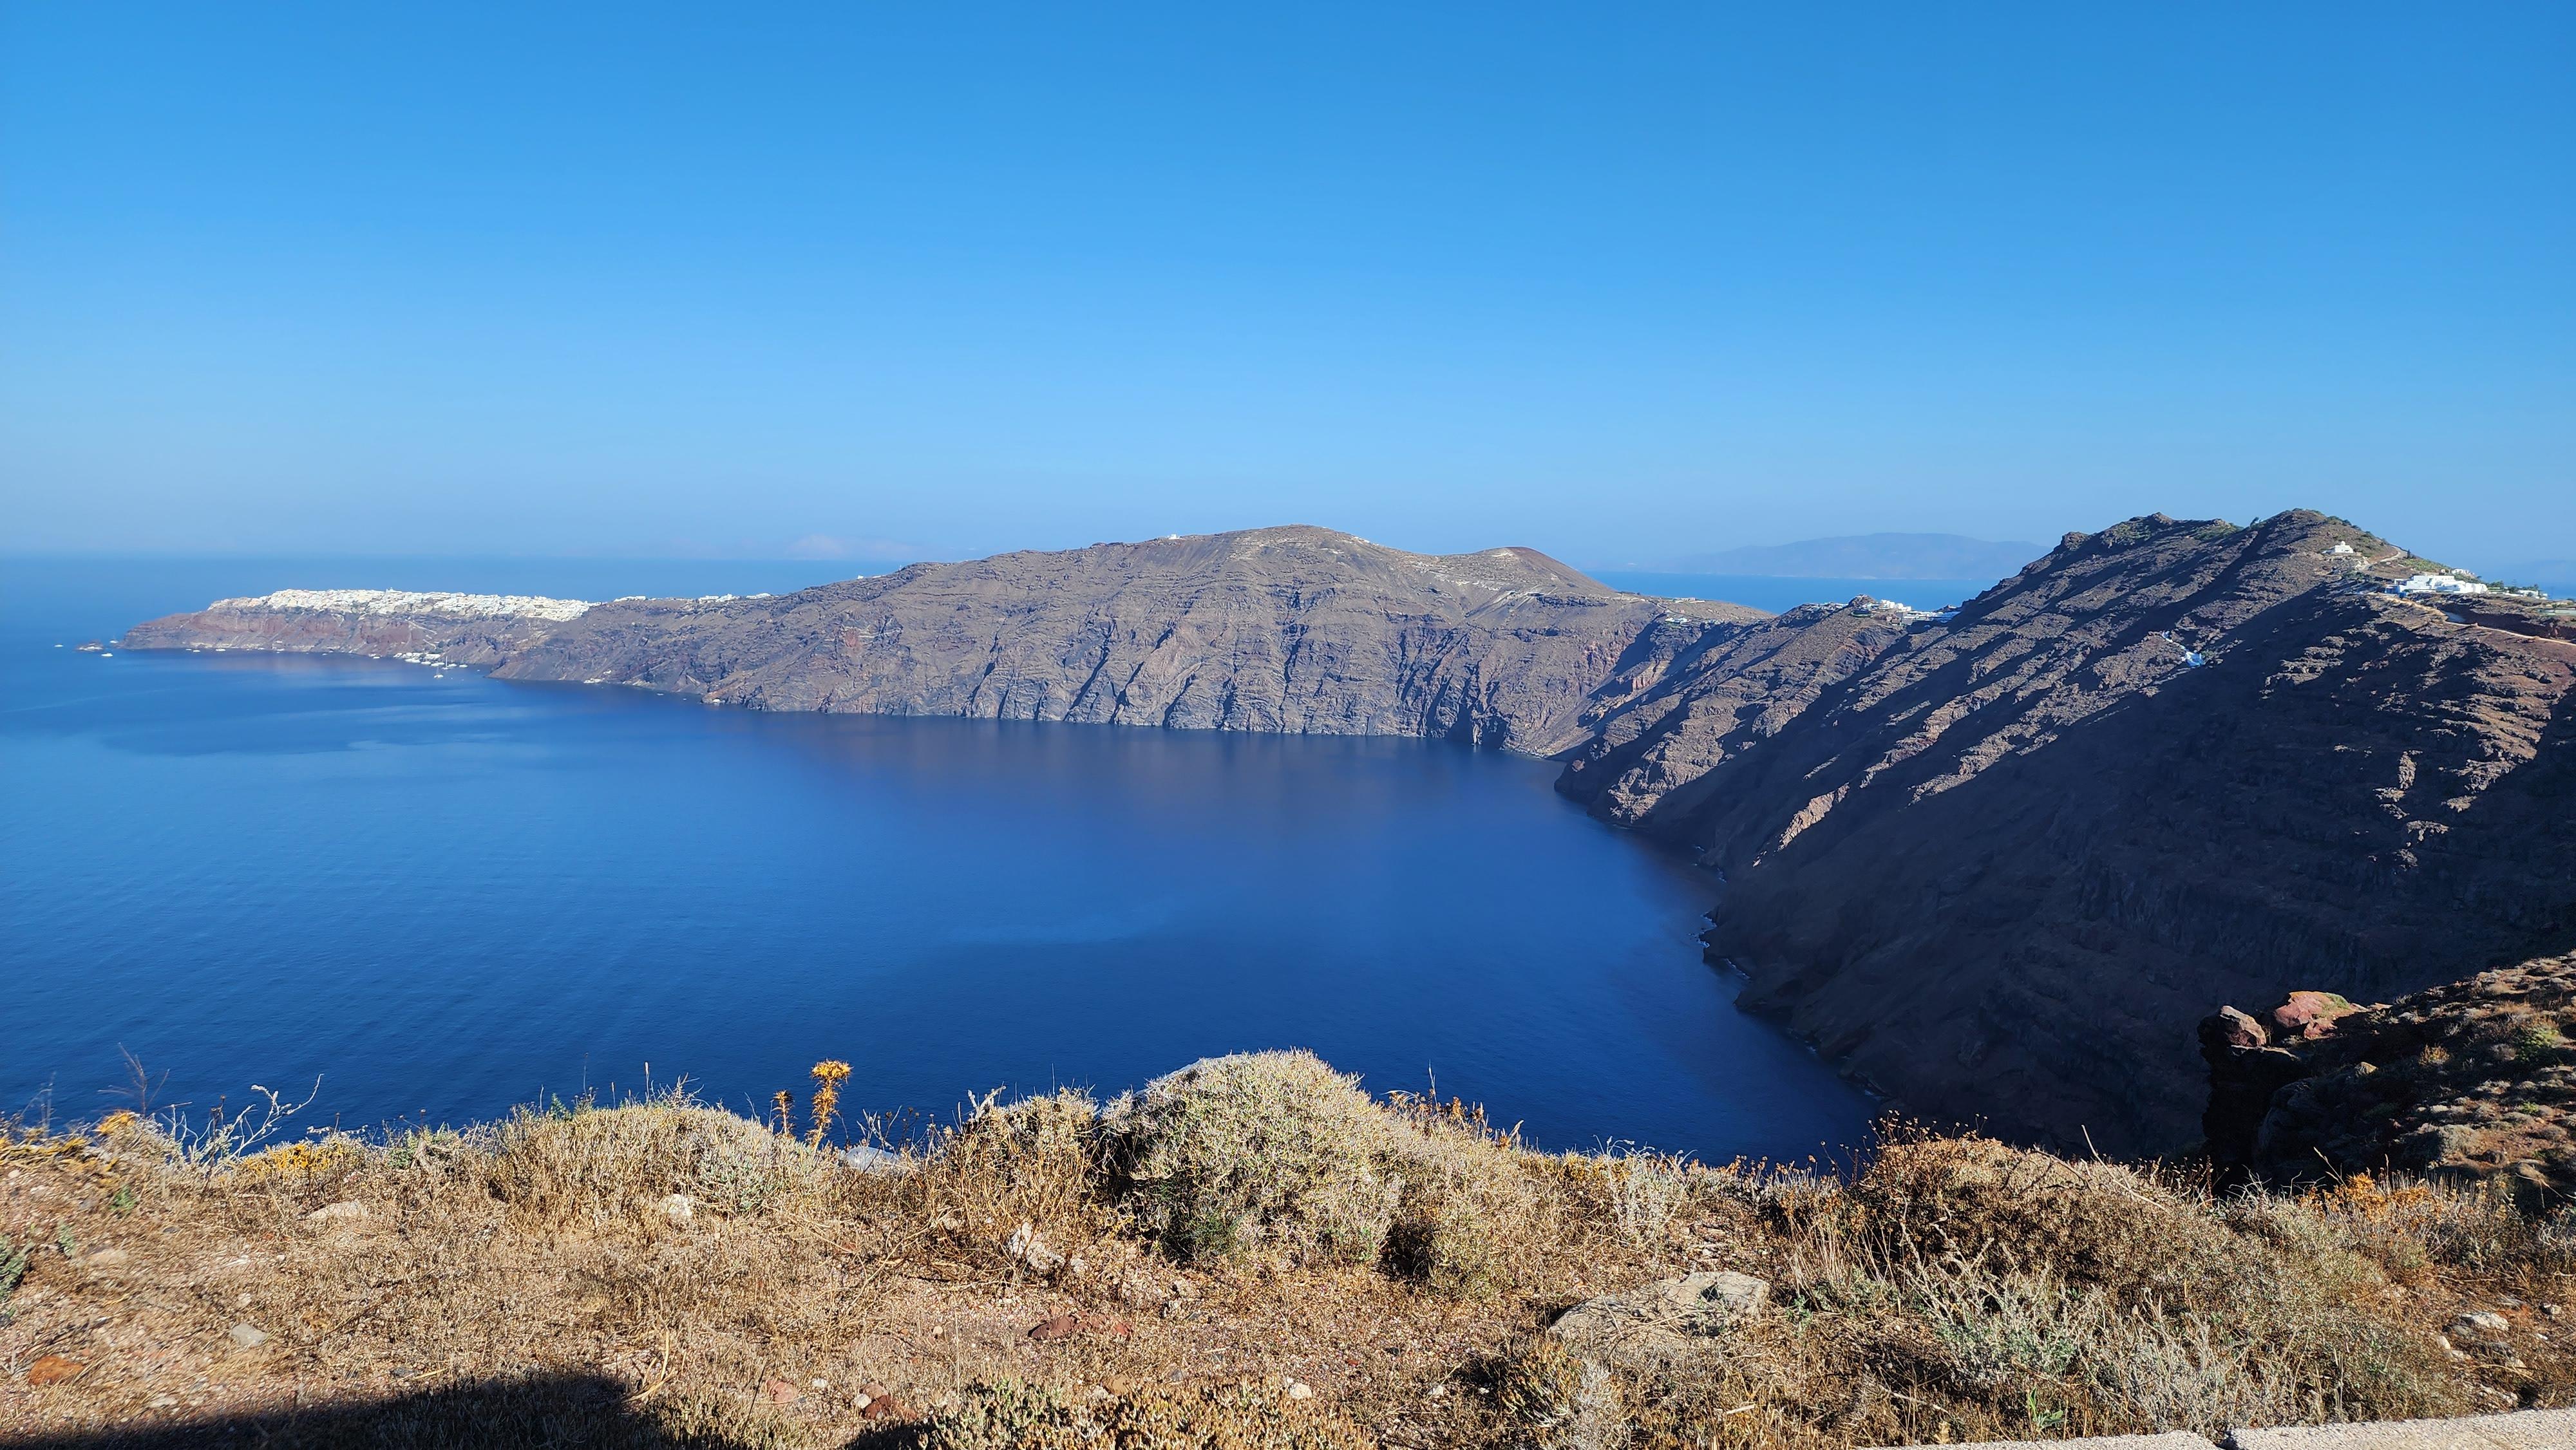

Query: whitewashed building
2391;572;2490;597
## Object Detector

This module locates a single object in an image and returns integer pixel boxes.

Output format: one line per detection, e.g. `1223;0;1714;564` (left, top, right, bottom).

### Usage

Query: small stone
228;1323;269;1349
305;1200;366;1223
26;1355;83;1386
861;1395;915;1422
860;1383;890;1400
851;1392;873;1410
1286;1381;1314;1401
762;1379;799;1405
2459;1311;2511;1334
811;1378;828;1391
1667;1270;1770;1323
84;1247;130;1266
658;1193;694;1224
1007;1221;1065;1272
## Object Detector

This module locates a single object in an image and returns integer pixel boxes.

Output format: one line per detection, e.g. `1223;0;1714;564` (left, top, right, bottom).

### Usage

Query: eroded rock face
125;529;1759;757
121;589;589;666
1559;510;2576;1153
2202;952;2576;1201
117;513;2576;1155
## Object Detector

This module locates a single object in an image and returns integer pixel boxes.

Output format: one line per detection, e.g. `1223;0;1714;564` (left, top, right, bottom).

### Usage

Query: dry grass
3;1055;2571;1449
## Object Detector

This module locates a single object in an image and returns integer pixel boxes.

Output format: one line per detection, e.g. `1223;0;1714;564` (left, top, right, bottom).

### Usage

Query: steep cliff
126;529;1757;755
1561;511;2576;1151
120;588;593;666
120;513;2576;1154
2201;953;2576;1203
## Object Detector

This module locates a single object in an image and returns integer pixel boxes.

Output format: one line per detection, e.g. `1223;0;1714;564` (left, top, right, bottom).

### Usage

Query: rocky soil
7;1052;2566;1449
2203;952;2576;1201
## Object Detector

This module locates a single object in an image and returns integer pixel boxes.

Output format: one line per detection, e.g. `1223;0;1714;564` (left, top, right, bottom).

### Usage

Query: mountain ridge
121;511;2576;1152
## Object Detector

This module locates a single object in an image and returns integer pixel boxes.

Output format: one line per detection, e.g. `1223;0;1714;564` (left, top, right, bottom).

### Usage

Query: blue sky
3;4;2568;572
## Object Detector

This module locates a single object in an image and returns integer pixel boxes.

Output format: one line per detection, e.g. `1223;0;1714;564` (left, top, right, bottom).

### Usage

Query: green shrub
1101;1051;1401;1265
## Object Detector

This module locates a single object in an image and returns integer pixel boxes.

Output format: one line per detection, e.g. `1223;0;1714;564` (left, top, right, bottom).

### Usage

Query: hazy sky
5;4;2569;570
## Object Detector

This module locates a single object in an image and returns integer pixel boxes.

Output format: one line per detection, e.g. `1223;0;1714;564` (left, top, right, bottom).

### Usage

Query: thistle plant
808;1060;851;1147
771;1089;795;1138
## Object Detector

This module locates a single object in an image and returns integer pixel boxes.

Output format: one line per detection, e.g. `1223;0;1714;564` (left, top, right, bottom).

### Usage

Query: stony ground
5;1052;2574;1449
2205;954;2576;1203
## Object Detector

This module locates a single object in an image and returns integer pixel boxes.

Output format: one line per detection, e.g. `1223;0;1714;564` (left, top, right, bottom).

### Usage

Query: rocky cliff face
126;529;1759;755
120;588;592;666
2202;954;2576;1203
1558;510;2576;1152
122;513;2576;1155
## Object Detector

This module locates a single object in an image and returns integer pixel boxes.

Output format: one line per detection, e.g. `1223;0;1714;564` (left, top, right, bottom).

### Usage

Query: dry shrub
216;1133;374;1214
1757;1132;2463;1442
1377;1104;1547;1297
914;1087;1117;1257
1103;1051;1403;1265
1493;1332;1624;1448
483;1091;822;1227
2278;1171;2543;1279
1837;1134;2226;1297
925;1377;1374;1450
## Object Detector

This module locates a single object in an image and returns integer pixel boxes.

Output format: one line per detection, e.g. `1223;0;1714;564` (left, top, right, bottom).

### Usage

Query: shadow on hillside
12;1370;913;1450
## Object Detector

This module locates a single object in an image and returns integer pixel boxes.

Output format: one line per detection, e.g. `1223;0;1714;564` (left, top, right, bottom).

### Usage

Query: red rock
26;1355;83;1386
1081;1312;1133;1337
2269;991;2363;1040
1028;1313;1082;1341
861;1394;915;1421
762;1378;800;1405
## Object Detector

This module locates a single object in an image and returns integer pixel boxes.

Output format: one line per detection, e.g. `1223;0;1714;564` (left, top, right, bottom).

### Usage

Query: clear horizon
5;5;2569;571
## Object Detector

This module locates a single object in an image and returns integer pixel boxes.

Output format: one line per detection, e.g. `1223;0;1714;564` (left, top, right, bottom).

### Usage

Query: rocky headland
1559;511;2576;1153
2202;951;2576;1203
121;513;2576;1158
127;529;1750;755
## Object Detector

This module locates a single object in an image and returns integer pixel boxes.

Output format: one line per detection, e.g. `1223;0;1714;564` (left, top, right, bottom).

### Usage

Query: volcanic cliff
2202;950;2576;1202
1558;511;2576;1151
126;529;1753;755
123;512;2576;1154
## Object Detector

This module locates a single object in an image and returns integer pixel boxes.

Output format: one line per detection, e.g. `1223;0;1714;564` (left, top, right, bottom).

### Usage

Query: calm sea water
1593;572;2000;614
1;558;1870;1160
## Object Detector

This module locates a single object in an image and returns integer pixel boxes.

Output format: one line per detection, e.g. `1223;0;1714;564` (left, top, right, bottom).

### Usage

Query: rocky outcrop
1560;511;2576;1153
2202;952;2576;1202
126;529;1760;756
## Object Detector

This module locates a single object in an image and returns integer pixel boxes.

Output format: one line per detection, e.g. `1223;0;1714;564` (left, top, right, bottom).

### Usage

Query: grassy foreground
3;1050;2572;1448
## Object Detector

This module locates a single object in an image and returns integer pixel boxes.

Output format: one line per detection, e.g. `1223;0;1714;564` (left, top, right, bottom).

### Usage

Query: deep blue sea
1;558;1871;1161
1593;572;2001;614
